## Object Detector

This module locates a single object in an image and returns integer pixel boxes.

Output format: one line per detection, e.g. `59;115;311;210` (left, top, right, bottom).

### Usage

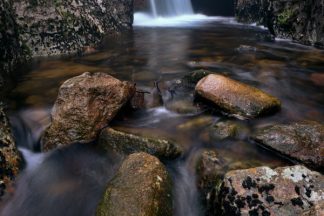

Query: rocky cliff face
0;0;30;97
235;0;324;48
0;0;134;94
13;0;134;56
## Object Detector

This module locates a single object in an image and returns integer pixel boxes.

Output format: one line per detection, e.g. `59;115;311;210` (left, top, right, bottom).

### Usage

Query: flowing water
1;17;324;216
149;0;194;17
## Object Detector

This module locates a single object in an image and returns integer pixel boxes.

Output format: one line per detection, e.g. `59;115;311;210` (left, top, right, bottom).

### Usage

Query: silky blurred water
2;19;324;216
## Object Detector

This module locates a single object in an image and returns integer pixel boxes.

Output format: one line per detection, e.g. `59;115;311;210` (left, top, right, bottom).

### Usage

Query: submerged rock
99;128;182;160
182;69;214;86
252;121;324;171
96;152;172;216
42;72;135;151
209;121;240;141
220;165;324;216
195;74;281;119
0;104;23;200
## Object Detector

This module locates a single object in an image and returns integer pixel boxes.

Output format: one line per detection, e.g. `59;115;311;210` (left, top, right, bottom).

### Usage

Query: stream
1;17;324;216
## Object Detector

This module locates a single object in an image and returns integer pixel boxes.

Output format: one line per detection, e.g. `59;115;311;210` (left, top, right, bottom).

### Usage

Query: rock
195;74;281;119
0;0;30;97
209;121;239;140
41;72;135;151
196;149;262;215
252;121;324;171
177;116;214;131
130;91;146;110
0;103;23;200
12;0;133;56
96;152;172;216
182;69;214;86
165;99;200;115
220;165;324;216
235;0;324;48
99;128;182;160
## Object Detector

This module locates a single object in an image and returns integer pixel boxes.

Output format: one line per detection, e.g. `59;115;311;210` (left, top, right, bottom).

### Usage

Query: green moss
277;9;294;26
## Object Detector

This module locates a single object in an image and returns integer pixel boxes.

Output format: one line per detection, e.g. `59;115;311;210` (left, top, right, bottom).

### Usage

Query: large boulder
42;72;135;151
99;128;182;160
252;121;324;171
195;74;281;119
235;0;324;48
96;152;172;216
0;103;23;200
220;165;324;216
0;0;29;97
12;0;134;56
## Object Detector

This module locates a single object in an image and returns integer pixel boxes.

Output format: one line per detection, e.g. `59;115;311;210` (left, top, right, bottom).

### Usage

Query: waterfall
149;0;194;17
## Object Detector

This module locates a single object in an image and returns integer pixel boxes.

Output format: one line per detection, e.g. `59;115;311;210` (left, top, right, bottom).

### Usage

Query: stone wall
235;0;324;48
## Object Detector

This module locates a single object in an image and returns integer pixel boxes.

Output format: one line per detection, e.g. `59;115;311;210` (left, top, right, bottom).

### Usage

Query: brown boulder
96;152;172;216
252;121;324;171
221;165;324;216
42;72;135;151
195;74;281;119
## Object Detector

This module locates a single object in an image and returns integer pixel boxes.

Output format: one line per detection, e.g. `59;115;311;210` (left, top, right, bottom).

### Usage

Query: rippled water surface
2;19;324;216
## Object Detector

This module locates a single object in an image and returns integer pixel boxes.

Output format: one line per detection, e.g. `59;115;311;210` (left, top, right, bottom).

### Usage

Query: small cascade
149;0;194;17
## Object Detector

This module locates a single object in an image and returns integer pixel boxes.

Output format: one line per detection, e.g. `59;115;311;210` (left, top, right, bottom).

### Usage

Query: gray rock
41;72;135;151
220;165;324;216
99;128;182;160
252;121;324;171
195;74;281;119
96;152;172;216
196;149;262;215
0;103;23;200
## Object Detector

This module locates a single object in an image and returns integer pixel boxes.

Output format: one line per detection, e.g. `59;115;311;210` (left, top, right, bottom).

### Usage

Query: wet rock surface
220;165;324;216
0;0;29;96
196;149;262;215
99;128;182;160
12;0;134;56
0;104;22;200
42;72;135;151
252;121;324;171
235;0;324;48
195;74;281;119
209;121;240;141
96;152;172;216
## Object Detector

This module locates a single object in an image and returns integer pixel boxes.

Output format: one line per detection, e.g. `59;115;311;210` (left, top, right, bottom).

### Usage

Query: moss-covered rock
0;103;23;200
99;128;182;160
96;152;173;216
12;0;134;56
235;0;324;48
0;0;30;97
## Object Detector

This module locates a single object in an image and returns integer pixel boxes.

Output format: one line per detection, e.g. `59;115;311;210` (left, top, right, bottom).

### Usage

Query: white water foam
134;12;236;27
